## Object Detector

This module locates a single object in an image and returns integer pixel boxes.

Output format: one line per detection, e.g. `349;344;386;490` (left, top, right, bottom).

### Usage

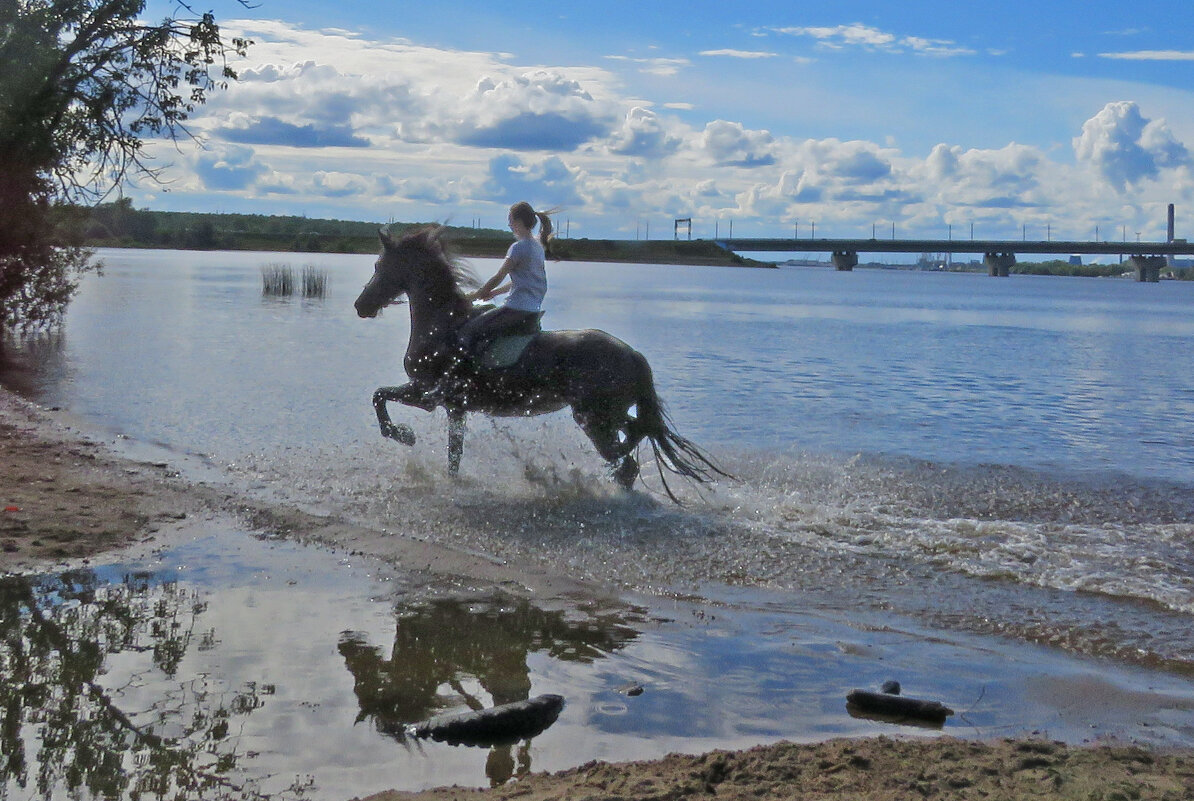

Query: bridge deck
717;238;1193;256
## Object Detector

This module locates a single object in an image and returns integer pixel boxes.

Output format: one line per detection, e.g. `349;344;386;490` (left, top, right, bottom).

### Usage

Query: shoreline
3;386;1194;799
81;236;778;269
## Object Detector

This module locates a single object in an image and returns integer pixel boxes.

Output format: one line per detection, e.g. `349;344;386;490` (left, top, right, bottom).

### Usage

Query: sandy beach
3;386;1193;800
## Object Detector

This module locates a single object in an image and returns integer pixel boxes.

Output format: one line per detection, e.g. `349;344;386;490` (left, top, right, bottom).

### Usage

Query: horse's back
533;327;641;362
523;328;649;396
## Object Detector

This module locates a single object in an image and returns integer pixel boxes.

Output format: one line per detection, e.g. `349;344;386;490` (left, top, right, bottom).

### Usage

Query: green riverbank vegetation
62;200;774;268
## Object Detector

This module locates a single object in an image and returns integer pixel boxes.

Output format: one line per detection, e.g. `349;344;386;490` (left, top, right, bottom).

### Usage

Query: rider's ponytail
535;211;555;260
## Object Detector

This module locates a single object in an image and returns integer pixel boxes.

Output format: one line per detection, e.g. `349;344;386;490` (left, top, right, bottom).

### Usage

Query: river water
3;248;1194;798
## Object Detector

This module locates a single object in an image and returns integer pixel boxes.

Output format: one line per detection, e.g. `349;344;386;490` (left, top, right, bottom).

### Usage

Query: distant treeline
1012;259;1194;280
57;200;772;267
58;198;495;254
69;201;1180;275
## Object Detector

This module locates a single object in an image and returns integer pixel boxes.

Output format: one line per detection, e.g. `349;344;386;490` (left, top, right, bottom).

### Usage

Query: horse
354;226;728;501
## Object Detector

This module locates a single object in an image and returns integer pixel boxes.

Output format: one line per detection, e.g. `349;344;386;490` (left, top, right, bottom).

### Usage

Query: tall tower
1168;203;1176;268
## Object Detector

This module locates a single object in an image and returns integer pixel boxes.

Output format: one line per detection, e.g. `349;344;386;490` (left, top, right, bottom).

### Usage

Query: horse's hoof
613;459;638;489
382;423;416;446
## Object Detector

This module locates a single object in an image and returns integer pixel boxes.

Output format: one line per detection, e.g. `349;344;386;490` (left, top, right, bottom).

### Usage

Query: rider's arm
476;283;511;301
468;256;515;302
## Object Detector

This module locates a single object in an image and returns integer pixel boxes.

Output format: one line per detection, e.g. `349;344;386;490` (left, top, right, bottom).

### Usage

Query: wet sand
3;387;1193;800
362;737;1194;801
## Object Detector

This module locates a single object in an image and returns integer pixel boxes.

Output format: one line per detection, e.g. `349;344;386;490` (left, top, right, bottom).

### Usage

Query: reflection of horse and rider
337;597;638;785
355;201;730;499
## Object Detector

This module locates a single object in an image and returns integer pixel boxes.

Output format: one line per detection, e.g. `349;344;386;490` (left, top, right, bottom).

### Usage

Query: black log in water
846;689;954;727
409;694;566;746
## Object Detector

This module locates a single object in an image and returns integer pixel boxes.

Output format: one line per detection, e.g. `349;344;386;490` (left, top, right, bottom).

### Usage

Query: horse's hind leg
447;408;466;476
611;453;639;489
372;385;419;445
572;405;638;489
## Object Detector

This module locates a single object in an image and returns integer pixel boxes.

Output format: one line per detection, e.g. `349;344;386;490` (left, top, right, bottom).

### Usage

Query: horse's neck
405;294;468;354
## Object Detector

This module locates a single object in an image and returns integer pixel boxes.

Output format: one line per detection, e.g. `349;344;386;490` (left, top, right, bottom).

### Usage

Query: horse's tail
630;353;732;502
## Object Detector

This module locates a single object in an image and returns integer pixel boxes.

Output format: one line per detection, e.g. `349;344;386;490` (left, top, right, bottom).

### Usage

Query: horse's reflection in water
354;227;728;501
337;596;640;786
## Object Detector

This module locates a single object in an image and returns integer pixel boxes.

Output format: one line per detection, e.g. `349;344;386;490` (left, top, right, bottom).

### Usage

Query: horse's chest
404;345;452;381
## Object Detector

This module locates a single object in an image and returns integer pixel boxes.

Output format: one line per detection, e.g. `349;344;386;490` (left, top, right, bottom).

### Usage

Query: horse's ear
378;228;397;250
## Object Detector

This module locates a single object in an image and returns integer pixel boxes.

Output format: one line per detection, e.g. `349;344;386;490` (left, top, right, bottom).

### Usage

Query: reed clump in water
261;263;294;296
301;265;329;298
261;264;330;298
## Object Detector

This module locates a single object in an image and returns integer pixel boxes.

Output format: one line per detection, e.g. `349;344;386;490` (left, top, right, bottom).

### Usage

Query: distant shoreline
66;203;775;268
87;237;779;268
67;203;1194;276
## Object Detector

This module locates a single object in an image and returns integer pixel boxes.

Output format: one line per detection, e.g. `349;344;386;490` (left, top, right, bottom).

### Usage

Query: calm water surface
5;523;1193;800
4;248;1194;797
9;248;1194;481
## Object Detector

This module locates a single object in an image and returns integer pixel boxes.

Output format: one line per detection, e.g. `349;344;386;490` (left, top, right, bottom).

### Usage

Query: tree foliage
0;0;250;332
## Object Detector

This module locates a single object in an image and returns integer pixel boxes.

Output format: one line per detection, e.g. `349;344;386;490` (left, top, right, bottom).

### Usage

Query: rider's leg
456;306;505;353
457;306;534;354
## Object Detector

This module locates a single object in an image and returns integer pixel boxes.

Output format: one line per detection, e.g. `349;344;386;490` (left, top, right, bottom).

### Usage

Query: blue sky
132;0;1194;242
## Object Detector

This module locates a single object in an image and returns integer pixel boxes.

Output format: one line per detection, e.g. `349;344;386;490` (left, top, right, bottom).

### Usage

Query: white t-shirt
503;237;547;312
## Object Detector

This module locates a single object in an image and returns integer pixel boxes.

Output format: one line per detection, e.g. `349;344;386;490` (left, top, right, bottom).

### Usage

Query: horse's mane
396;225;479;297
379;229;477;307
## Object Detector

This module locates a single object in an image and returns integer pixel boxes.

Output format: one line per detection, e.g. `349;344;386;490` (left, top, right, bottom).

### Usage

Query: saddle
470;310;544;371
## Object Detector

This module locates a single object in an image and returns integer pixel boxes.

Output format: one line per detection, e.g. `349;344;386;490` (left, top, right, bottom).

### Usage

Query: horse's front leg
447;408;466;476
371;384;431;445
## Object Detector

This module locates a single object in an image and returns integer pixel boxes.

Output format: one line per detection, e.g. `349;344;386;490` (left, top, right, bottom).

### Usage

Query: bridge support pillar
984;252;1016;277
1129;255;1165;282
832;251;858;271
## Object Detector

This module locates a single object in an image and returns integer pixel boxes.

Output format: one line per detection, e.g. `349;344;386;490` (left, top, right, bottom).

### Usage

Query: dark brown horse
354;227;727;500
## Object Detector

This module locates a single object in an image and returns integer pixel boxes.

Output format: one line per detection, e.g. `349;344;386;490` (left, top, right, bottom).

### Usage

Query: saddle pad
478;334;536;370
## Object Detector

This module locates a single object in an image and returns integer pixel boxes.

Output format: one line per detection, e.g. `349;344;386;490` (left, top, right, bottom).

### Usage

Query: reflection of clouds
580;630;813;739
86;525;410;797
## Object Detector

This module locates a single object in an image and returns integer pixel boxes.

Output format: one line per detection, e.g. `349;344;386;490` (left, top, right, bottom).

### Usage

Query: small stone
880;680;901;695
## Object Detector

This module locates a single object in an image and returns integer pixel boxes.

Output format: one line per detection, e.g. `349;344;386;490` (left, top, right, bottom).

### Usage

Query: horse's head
355;229;411;318
355;226;477;319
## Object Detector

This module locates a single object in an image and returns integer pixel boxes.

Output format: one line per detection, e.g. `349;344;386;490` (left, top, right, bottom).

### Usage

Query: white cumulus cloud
770;23;975;57
698;49;777;59
919;142;1046;209
1074;101;1191;191
607;107;683;159
122;19;1194;244
445;71;616;151
700;120;776;167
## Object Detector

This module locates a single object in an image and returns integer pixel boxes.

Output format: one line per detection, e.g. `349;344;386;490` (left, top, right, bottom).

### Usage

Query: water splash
220;428;1194;674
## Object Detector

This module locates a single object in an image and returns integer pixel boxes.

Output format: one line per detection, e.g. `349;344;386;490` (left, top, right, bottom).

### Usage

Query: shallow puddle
4;520;1194;800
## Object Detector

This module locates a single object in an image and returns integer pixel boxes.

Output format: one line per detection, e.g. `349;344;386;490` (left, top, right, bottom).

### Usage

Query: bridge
714;238;1194;281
